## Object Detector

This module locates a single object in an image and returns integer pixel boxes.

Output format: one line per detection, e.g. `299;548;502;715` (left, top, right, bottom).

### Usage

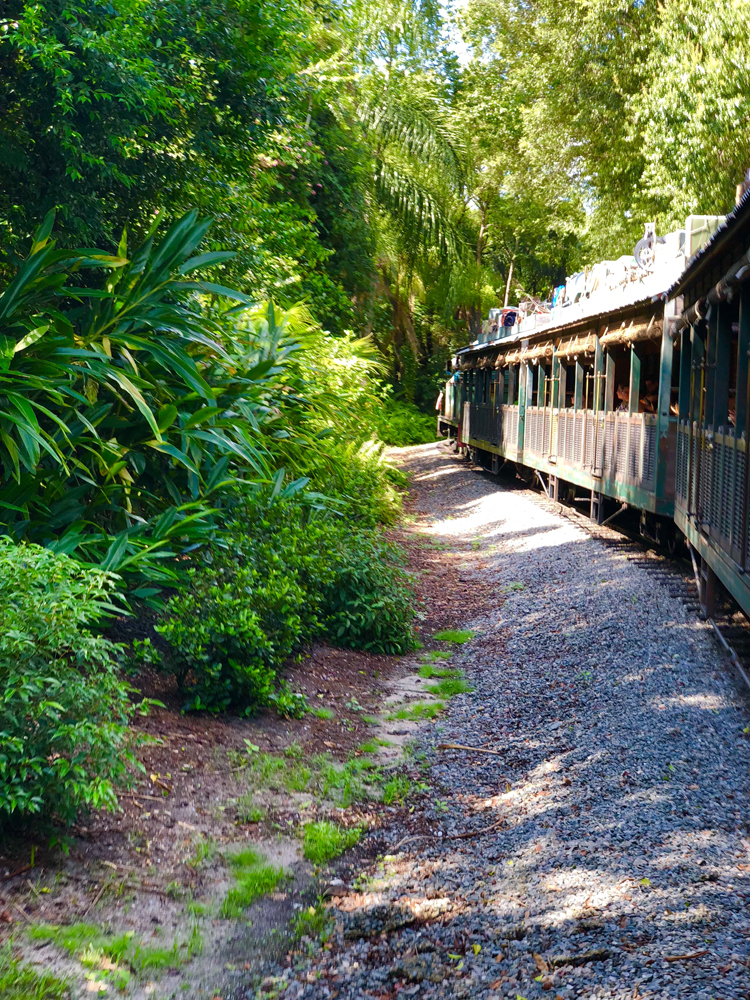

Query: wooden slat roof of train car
669;190;750;308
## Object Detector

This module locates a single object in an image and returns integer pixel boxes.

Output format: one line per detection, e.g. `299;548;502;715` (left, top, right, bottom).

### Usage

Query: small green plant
382;775;412;805
426;678;472;698
504;582;525;592
311;706;335;720
237;795;266;824
165;880;190;901
293;900;334;944
358;740;379;754
0;943;70;1000
270;682;309;719
433;629;474;644
187;835;217;870
387;701;444;721
302;821;361;864
361;714;380;725
222;849;285;918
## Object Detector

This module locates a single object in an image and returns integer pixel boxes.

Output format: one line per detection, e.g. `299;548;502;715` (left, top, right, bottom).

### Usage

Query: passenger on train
639;379;659;413
615;384;630;410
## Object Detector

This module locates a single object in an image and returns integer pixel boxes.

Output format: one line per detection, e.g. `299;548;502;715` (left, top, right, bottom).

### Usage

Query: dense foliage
3;0;750;828
0;537;140;824
157;484;418;714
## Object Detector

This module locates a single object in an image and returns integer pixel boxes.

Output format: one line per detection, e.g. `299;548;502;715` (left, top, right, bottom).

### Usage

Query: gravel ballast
246;443;750;1000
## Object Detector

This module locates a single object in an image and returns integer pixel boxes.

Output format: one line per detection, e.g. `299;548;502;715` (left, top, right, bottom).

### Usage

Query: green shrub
311;442;404;527
155;492;418;713
0;538;141;825
319;530;419;654
156;561;305;713
376;399;438;447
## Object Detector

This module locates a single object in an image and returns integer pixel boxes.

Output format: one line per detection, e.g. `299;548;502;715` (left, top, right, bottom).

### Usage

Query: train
437;198;750;624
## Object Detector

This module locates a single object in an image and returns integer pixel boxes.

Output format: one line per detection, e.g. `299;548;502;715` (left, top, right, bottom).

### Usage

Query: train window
638;347;660;414
564;364;575;407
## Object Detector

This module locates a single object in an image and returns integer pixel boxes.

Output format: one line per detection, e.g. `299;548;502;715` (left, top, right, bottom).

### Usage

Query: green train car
670;194;750;617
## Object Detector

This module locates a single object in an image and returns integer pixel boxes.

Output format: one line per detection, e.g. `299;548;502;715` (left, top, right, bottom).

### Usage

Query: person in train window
615;384;630;411
639;379;658;413
728;394;737;427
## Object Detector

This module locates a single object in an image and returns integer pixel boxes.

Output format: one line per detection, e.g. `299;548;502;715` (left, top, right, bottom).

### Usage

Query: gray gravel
244;443;750;1000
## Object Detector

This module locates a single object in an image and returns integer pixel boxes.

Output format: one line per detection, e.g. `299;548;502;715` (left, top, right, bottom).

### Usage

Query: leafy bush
376;398;438;447
155;490;418;713
311;442;404;527
0;538;141;825
156;562;305;714
318;528;418;654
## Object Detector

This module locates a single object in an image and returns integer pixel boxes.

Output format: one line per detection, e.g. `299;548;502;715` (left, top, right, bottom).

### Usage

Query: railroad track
467;454;750;696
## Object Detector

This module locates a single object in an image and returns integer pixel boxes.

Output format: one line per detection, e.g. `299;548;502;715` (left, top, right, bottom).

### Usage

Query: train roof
669;189;750;305
455;291;659;361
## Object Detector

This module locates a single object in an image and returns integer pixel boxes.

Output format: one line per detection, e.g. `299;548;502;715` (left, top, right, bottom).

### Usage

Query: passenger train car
438;204;750;624
670;194;750;618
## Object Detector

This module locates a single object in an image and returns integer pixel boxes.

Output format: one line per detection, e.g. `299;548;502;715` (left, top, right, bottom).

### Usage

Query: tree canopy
2;0;750;399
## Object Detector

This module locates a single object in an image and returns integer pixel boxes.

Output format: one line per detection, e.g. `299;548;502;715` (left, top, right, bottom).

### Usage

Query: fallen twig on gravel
663;950;709;963
437;743;503;756
449;819;504;839
391;834;433;852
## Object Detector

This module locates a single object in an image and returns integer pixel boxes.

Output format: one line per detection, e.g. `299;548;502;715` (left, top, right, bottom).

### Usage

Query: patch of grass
503;581;524;591
361;714;380;725
418;663;462;679
186;901;209;917
302;821;362;864
311;706;335;720
293;900;333;944
421;650;453;662
237;794;266;824
0;944;70;1000
426;678;472;698
387;701;444;721
358;740;379;754
382;775;412;805
243;748;388;807
187;834;217;870
27;923;203;987
221;849;285;919
433;629;474;644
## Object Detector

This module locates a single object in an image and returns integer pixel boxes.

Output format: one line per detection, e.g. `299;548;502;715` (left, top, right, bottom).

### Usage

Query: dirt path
250;442;750;1000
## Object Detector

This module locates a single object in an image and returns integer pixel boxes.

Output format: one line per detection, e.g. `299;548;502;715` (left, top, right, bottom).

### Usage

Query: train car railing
500;404;519;451
524;407;659;492
676;422;748;566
